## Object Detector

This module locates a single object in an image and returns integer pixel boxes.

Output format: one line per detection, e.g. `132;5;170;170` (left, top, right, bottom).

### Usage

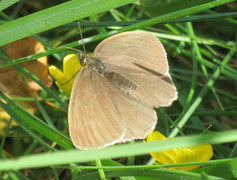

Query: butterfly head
78;51;88;66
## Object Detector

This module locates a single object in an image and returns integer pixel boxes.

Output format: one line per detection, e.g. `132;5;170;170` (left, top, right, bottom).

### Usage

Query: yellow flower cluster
49;54;83;94
146;131;213;171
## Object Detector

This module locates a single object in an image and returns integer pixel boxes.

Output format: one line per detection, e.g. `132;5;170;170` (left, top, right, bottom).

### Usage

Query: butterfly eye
78;52;87;66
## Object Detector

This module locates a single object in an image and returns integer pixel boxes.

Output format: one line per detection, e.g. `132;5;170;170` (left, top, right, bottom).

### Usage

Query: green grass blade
0;129;237;170
138;0;216;17
0;0;235;70
0;0;19;12
0;0;135;46
169;49;235;137
0;90;73;150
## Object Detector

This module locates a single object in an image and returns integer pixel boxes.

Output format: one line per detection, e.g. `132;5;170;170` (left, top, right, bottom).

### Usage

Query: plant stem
95;159;107;180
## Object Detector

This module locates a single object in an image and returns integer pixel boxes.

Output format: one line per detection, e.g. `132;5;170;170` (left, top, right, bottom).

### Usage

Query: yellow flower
146;131;213;171
49;54;83;94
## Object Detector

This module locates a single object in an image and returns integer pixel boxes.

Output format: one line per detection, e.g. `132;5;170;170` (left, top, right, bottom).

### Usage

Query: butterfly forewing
68;67;125;149
94;31;168;75
94;31;177;107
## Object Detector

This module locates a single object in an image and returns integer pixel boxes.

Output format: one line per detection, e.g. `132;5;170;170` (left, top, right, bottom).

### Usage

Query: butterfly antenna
78;21;87;53
57;46;85;55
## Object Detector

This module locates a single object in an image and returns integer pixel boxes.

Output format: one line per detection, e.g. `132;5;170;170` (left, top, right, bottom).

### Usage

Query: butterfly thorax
86;56;106;74
86;56;138;95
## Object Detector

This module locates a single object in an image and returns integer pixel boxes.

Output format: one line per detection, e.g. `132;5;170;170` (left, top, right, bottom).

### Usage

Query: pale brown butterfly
68;31;178;149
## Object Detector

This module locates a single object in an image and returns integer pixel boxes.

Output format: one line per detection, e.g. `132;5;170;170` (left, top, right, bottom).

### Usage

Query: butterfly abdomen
103;71;138;95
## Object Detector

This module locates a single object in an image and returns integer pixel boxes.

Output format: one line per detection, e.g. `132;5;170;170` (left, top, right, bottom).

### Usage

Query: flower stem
95;159;107;180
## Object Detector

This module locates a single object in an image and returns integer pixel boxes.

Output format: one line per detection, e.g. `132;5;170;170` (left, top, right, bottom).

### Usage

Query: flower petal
55;81;73;95
146;131;177;164
63;54;83;79
146;131;166;142
49;54;84;94
150;150;177;164
49;65;67;84
174;144;213;171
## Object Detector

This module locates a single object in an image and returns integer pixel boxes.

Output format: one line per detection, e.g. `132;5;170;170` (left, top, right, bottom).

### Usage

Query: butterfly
68;31;177;149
